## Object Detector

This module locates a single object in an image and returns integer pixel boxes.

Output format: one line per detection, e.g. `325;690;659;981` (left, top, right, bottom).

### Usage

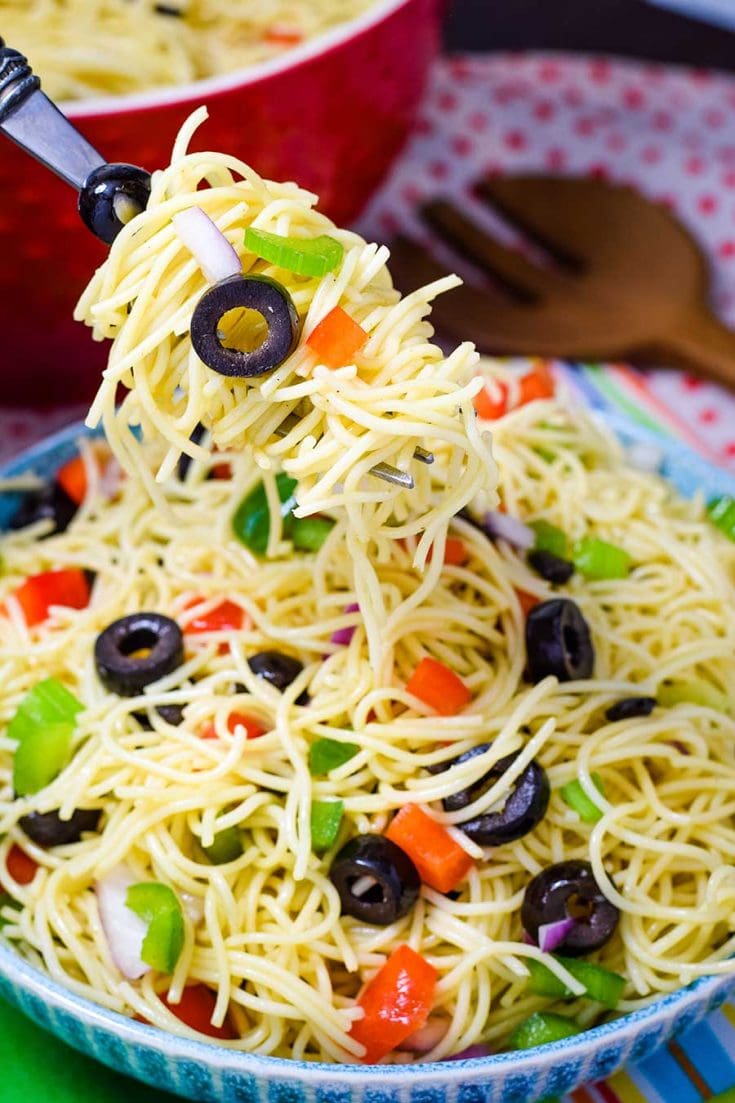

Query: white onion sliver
172;207;241;284
482;509;535;549
95;864;149;980
538;917;577;953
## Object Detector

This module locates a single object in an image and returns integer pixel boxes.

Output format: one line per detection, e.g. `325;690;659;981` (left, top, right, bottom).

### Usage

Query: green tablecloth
0;995;175;1102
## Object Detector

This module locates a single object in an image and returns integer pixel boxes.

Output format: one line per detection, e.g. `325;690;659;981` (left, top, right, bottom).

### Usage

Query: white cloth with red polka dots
3;53;735;468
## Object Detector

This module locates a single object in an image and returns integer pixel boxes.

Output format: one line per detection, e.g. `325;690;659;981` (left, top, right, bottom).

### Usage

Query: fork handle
659;306;735;390
0;39;105;189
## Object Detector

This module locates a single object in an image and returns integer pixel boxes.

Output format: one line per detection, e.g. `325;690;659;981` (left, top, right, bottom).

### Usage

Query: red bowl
0;0;442;405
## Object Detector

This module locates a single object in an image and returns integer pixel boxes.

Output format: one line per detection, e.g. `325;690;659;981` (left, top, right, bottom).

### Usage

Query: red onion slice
95;864;149;980
538;916;577;952
444;1044;493;1061
330;603;360;646
173;207;241;284
482;510;535;550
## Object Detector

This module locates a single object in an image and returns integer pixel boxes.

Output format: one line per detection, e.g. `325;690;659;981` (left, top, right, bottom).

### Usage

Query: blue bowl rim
0;414;734;1084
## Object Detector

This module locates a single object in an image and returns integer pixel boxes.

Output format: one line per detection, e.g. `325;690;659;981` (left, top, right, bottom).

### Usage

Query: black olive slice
605;696;657;722
9;482;77;536
78;163;151;244
190;274;299;378
19;808;101;847
95;613;184;696
525;598;594;683
248;650;308;702
527;549;575;584
521;859;619;956
440;745;550;846
329;835;420;925
134;704;186;730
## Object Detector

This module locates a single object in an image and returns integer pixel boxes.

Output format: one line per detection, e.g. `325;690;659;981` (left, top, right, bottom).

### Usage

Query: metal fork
0;39;433;489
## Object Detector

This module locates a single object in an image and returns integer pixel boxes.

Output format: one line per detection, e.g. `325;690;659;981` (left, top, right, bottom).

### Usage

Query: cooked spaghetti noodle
0;0;378;101
0;369;734;1061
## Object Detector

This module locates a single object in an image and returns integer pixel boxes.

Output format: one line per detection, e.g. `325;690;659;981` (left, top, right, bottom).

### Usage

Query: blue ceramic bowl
1;416;735;1103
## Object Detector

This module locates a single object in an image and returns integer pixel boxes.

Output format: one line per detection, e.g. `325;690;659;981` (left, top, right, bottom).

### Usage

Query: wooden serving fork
389;175;735;388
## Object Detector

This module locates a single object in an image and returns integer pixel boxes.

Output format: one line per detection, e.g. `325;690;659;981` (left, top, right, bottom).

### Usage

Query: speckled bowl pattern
0;0;441;404
1;415;735;1103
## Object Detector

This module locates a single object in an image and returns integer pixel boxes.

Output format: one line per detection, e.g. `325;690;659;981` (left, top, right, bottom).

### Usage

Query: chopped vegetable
306;306;368;368
96;865;149;979
161;985;236;1040
264;25;304;44
172;207;241;284
12;568;91;627
482;510;535;549
349;944;437;1063
530;520;568;558
405;656;471;716
20;807;101;847
605;696;656;722
538;917;577;953
518;362;555;406
310;799;344;852
200;712;267;741
707;495;735;542
572;537;630;580
525;954;626;1008
658;680;731;713
245;227;343;278
515;589;541;617
473;380;509;420
528;550;574;585
386;803;474;893
5;844;38;885
441;745;550;846
560;773;606;824
8;678;83;744
509;1011;582;1050
13;722;76;796
525;599;594;682
56;455;90;505
443;538;469;566
184;599;247;633
232;473;297;555
202;825;243;864
331;603;360;646
95;613;184;697
249;650;305;694
309;737;359;775
444;1044;494;1061
126;882;185;974
522;860;619;955
290;516;335;551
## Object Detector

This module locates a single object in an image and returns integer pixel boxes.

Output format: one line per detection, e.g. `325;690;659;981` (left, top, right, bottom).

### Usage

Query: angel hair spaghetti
1;362;734;1062
77;110;495;610
0;0;378;101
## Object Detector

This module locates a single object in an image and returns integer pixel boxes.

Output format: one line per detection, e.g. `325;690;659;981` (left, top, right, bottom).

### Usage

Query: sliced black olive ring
78;163;152;245
525;598;595;683
190;274;299;378
329;834;420;926
94;613;184;697
248;650;309;704
521;859;620;956
9;481;77;536
440;744;550;847
605;696;657;722
19;808;102;847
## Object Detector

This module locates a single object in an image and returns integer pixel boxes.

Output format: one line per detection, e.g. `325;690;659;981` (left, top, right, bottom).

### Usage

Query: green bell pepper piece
126;883;184;974
202;825;243;865
560;773;606;824
13;722;75;796
530;521;568;558
310;799;344;852
291;516;335;552
232;473;297;555
707;495;735;542
525;954;626;1009
245;228;343;278
8;678;83;744
509;1011;582;1050
572;538;630;580
309;738;359;776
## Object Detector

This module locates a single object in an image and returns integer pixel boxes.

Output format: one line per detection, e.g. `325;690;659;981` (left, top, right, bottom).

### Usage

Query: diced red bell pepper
200;712;266;741
386;804;474;893
350;945;437;1063
473;380;509;420
13;568;91;627
184;599;248;634
160;985;236;1040
306;306;368;368
56;445;113;505
264;25;303;45
515;589;540;617
518;362;555;406
6;844;38;885
405;656;471;716
443;538;470;566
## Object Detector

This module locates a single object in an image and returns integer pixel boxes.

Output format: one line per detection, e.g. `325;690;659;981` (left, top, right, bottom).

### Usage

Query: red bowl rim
63;0;418;119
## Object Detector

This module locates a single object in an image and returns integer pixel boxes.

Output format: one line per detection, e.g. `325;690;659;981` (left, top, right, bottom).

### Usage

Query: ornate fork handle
0;37;150;242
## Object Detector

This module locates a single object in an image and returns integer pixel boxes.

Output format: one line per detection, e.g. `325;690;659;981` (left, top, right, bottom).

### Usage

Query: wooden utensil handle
662;309;735;389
